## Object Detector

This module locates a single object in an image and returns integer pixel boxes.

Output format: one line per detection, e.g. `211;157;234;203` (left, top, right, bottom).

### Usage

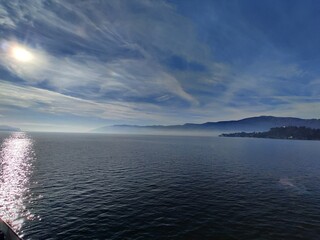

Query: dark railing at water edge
0;218;22;240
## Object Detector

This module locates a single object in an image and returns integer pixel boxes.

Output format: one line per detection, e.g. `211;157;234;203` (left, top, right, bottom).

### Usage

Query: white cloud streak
0;81;161;121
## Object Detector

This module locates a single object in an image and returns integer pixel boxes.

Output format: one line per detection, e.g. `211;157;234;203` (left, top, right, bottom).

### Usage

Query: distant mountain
92;116;320;135
0;125;21;132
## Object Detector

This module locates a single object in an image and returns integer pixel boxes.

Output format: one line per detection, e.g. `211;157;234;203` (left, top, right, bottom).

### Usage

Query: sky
1;0;320;132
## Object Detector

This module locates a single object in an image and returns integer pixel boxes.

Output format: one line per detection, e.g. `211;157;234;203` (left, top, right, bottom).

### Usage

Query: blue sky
1;0;320;132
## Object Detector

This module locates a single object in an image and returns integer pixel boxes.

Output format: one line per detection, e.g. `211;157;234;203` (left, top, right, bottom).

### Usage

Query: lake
1;132;320;239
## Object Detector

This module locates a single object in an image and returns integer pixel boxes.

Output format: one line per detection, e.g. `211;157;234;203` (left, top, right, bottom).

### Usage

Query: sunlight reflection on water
0;132;36;233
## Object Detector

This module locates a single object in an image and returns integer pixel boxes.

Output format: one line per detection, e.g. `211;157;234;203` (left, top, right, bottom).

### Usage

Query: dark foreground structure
0;219;22;240
220;126;320;140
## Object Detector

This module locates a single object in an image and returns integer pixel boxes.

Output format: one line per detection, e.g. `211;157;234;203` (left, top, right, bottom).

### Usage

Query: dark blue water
1;132;320;239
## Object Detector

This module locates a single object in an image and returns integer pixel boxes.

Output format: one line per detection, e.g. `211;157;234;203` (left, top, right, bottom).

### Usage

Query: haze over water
1;132;320;239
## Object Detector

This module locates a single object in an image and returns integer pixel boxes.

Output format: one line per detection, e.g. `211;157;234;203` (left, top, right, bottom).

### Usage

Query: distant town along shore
220;126;320;140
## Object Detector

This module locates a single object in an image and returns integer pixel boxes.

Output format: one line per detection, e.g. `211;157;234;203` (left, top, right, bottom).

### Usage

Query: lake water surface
1;132;320;239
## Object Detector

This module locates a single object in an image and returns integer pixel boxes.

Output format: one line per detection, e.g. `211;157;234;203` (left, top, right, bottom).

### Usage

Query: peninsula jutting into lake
220;126;320;140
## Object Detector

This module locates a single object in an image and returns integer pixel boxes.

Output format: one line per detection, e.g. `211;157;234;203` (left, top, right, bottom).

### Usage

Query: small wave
279;177;295;187
279;177;309;194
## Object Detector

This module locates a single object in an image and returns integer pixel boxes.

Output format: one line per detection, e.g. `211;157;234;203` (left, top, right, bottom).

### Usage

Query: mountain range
92;116;320;135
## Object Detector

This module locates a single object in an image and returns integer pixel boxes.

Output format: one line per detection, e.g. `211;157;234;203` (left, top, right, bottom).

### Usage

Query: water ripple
10;133;320;240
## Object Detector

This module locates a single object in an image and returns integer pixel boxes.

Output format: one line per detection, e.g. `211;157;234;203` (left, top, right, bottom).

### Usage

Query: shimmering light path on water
0;132;36;235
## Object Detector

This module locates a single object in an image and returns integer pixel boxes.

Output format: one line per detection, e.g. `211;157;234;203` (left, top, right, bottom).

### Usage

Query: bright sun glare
11;46;33;62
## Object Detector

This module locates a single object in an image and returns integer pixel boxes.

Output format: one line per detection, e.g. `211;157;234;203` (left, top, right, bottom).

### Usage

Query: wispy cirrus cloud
1;0;222;107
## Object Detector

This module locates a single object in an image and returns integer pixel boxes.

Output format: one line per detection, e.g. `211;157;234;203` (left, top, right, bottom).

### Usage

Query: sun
11;46;33;62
